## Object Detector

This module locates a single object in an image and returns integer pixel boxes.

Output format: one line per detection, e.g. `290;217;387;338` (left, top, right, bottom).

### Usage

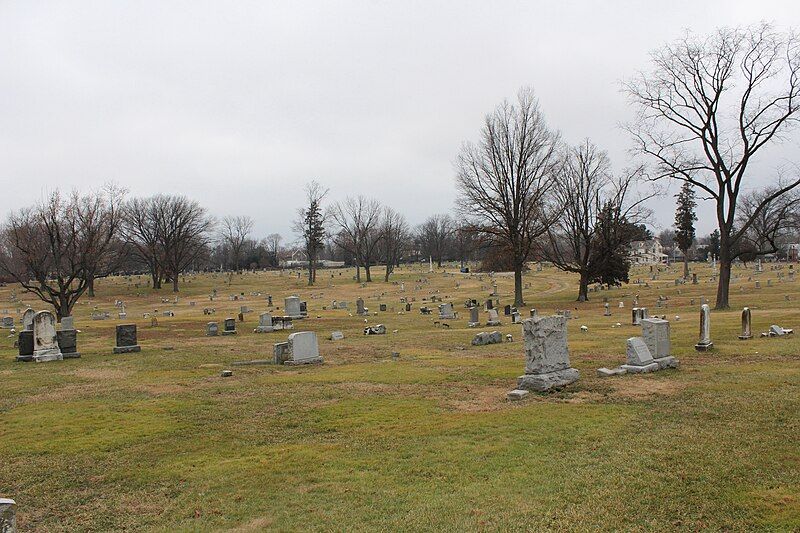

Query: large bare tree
626;23;800;308
122;196;165;289
155;195;214;292
543;140;650;301
329;196;383;282
219;215;254;273
0;188;125;319
416;214;453;268
378;206;409;282
456;87;560;306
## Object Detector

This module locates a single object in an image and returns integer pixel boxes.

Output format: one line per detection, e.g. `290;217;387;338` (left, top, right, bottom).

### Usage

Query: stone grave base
283;356;324;366
221;331;237;336
738;335;753;340
517;368;579;392
507;389;530;401
62;352;81;359
467;322;479;328
597;367;626;377
113;345;141;354
253;326;274;333
33;351;63;363
653;356;679;369
620;362;659;373
486;321;501;326
694;342;713;351
15;355;33;362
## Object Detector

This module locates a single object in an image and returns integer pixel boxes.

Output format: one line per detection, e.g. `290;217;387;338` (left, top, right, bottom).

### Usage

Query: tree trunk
514;267;524;307
87;275;95;298
308;259;314;285
715;243;731;310
577;271;589;302
356;263;361;282
384;263;392;282
57;295;72;320
172;277;179;293
683;254;689;279
365;264;371;282
437;256;443;268
151;269;161;290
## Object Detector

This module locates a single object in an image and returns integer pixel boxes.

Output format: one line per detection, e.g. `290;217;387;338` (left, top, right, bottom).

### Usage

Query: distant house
629;239;668;265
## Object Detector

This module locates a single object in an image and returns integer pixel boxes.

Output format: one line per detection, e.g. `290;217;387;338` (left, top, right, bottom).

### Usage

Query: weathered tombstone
222;318;237;336
330;331;344;341
405;303;412;312
620;337;659;373
32;311;62;362
516;315;579;392
21;309;35;331
206;322;219;336
530;308;538;318
284;296;303;318
356;298;367;316
267;295;273;306
273;331;323;365
631;307;642;326
692;273;698;284
486;309;501;326
471;331;502;346
739;307;753;340
511;310;521;324
641;317;678;368
485;299;493;310
438;303;455;319
379;303;387;312
603;303;611;316
254;312;274;333
57;329;80;358
16;330;33;362
1;316;13;329
113;324;141;353
60;316;75;331
755;280;761;289
0;498;16;533
695;304;713;351
468;306;480;327
504;304;512;316
299;301;308;317
363;324;386;335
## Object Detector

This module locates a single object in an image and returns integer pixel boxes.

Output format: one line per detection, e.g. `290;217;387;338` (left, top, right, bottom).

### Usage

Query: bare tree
626;23;800;309
453;221;478;269
329;196;383;282
122;196;165;289
265;233;282;268
543;140;650;301
416;214;453;268
456;87;560;306
735;186;798;259
378;206;409;281
293;181;327;285
156;195;214;292
0;189;125;319
219;215;254;273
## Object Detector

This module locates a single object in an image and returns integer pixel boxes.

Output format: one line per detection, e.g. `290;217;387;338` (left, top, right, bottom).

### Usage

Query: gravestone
485;299;493;310
57;329;80;358
1;316;13;329
16;330;33;362
32;311;62;362
486;309;501;326
738;307;752;340
603;303;611;316
468;306;480;327
113;324;141;353
515;315;579;392
206;322;219;336
631;308;642;326
363;324;386;335
273;331;323;365
356;298;367;316
284;296;303;318
504;304;512;316
511;310;521;324
21;309;35;330
471;330;502;346
379;303;387;312
438;303;455;319
695;304;713;351
254;312;274;333
641;317;678;368
222;318;237;336
61;316;75;331
0;498;16;533
330;331;344;341
620;337;659;373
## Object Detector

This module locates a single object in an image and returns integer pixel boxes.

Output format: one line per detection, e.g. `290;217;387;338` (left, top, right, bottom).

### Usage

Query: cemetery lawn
1;264;799;531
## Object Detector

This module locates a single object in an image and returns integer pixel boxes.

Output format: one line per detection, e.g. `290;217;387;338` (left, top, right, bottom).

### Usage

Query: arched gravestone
32;311;63;362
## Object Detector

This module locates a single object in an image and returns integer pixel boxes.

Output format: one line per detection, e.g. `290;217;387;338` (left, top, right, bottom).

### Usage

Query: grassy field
1;262;799;531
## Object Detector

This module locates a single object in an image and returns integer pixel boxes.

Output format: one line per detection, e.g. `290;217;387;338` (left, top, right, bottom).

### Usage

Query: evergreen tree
674;182;697;279
293;181;327;285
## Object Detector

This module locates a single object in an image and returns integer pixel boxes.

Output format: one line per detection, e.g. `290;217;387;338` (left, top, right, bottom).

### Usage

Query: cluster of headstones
16;309;79;362
597;317;679;376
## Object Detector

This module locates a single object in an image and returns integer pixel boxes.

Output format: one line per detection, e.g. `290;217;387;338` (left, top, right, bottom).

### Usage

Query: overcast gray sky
2;1;800;242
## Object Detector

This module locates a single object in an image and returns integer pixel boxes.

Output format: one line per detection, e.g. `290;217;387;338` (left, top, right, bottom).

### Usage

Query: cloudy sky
2;1;800;242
